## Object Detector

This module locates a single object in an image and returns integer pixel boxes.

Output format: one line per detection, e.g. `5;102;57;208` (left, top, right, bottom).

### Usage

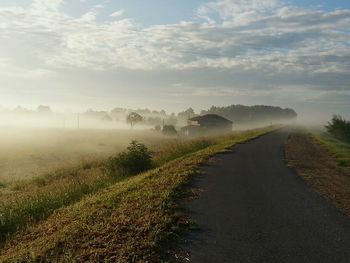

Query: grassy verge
311;130;350;171
0;137;220;245
285;130;350;217
0;127;276;262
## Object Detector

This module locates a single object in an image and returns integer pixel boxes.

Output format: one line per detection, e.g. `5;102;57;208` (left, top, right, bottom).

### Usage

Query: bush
162;125;178;136
106;141;152;176
326;115;350;142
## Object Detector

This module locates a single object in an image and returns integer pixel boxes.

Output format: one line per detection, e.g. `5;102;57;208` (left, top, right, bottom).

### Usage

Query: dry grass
0;127;277;262
285;131;350;217
0;128;170;182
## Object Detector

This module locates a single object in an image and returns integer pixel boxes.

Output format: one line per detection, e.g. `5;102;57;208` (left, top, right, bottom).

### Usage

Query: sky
0;0;349;121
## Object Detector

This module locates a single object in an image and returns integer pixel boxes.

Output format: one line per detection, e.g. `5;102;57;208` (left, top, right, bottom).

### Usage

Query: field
0;127;170;182
0;126;277;262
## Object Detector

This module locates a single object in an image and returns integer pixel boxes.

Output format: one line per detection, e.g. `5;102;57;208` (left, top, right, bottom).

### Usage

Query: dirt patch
285;132;350;217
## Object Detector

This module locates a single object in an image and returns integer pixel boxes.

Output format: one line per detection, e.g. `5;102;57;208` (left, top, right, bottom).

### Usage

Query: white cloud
79;10;97;22
197;0;280;25
110;9;125;18
1;0;349;74
31;0;63;13
0;0;349;117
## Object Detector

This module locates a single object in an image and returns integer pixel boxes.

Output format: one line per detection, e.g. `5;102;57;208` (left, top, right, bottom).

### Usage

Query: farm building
181;114;233;136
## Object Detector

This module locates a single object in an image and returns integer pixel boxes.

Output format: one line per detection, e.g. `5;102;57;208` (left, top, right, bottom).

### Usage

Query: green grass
0;126;279;259
0;126;277;262
311;130;350;171
0;135;231;245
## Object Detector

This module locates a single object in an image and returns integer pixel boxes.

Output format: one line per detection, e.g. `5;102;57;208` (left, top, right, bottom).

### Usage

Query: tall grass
0;167;113;243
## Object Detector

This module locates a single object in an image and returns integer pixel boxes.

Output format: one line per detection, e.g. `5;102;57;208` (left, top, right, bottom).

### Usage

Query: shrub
162;125;178;136
106;141;152;176
326;115;350;142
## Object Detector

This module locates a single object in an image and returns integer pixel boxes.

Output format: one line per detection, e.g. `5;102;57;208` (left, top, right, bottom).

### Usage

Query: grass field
0;126;277;262
0;127;171;182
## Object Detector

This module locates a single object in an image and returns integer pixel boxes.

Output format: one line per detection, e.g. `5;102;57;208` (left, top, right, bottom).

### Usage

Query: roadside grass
0;167;112;244
0;126;277;262
0;133;243;245
153;138;216;166
311;130;350;171
286;130;350;217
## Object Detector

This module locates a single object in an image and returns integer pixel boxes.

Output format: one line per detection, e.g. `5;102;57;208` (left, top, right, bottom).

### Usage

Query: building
181;114;233;136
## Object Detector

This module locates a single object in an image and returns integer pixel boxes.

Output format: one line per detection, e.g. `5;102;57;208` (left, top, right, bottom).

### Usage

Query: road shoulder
285;131;350;217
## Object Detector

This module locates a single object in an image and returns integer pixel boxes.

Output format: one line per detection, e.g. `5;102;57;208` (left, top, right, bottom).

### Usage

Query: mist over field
0;103;297;182
0;127;168;181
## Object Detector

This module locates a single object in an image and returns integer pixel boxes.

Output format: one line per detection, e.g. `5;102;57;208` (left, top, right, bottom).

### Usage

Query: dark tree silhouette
162;125;178;136
178;108;196;124
326;115;350;142
126;112;143;128
200;104;297;125
37;105;52;114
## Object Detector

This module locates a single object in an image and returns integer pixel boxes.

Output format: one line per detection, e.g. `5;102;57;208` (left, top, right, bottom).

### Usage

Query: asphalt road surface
184;129;350;263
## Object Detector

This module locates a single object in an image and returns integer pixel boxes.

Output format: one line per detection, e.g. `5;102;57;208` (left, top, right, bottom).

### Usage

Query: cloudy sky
0;0;349;120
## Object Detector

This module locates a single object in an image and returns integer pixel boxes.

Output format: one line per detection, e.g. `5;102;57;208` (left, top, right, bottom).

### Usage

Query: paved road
184;129;350;263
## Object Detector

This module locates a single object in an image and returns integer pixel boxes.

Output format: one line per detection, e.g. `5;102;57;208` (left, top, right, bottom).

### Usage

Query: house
181;114;233;136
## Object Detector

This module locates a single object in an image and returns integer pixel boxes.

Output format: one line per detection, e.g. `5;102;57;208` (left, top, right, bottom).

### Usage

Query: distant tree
166;113;178;126
135;108;151;115
162;125;178;136
37;105;52;114
101;114;113;122
326;115;350;142
154;125;161;132
84;109;112;121
126;112;143;128
147;116;162;126
178;107;196;124
111;107;127;115
14;106;32;114
200;104;297;125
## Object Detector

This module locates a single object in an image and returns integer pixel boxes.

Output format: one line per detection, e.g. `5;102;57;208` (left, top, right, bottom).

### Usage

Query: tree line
200;105;297;125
